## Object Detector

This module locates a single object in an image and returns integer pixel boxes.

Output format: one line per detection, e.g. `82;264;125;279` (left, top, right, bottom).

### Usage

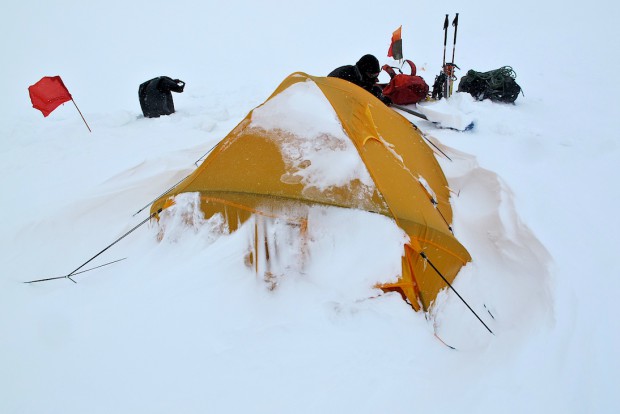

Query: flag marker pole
71;99;91;132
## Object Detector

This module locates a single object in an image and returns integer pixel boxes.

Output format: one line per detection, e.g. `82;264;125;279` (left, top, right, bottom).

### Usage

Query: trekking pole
451;13;459;64
442;14;449;67
25;209;162;284
420;251;494;335
441;15;451;99
449;13;460;97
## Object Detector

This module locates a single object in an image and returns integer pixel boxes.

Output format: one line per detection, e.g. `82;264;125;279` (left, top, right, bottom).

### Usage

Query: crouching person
139;76;185;118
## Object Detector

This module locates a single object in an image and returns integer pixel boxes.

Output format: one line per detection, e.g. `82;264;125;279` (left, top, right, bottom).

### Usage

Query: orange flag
387;26;403;60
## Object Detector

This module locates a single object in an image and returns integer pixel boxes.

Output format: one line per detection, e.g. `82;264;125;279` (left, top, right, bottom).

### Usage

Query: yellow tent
151;72;471;311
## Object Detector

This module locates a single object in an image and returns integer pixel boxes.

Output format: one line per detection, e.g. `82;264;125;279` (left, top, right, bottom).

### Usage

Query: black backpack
457;66;522;103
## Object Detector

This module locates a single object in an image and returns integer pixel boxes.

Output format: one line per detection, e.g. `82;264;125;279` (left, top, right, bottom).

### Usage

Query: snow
1;1;619;413
250;79;375;191
418;92;476;131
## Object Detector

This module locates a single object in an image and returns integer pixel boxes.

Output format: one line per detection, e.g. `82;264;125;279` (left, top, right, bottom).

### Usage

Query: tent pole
194;142;220;166
133;175;190;217
420;252;494;335
71;99;92;132
132;141;220;217
401;114;453;161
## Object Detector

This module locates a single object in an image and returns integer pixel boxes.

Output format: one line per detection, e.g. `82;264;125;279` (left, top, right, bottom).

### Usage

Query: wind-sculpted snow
431;145;553;349
2;0;618;413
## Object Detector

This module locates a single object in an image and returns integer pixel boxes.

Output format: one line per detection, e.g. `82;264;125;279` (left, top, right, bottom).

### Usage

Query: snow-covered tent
151;72;471;310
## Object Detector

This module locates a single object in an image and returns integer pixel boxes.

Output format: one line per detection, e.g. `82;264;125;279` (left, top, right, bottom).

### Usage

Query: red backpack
381;60;429;105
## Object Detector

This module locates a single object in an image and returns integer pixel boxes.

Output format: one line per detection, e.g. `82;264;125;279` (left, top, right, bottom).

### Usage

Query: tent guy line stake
24;258;127;284
420;251;494;335
24;209;161;284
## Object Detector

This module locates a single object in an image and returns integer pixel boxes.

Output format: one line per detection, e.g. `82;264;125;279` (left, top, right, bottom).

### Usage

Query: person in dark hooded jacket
138;76;185;118
328;54;391;105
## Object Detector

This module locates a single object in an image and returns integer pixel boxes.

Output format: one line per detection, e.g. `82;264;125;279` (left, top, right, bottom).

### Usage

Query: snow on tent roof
249;78;376;193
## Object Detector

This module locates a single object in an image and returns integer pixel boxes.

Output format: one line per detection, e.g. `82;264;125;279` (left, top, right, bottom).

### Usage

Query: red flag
28;76;72;117
387;26;403;60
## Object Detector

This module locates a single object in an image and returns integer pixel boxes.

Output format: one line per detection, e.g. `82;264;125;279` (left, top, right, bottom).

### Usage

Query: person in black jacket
328;54;391;105
138;76;185;118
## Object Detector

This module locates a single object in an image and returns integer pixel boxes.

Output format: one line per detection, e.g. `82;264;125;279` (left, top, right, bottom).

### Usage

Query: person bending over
328;54;391;105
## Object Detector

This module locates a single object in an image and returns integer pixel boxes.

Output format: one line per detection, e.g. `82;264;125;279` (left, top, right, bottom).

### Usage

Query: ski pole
451;13;459;63
442;14;449;67
447;14;460;97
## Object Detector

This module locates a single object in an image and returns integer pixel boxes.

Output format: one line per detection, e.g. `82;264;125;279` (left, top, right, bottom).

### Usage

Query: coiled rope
458;66;522;102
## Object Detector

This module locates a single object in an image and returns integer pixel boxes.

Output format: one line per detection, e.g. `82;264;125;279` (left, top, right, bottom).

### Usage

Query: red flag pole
71;99;91;132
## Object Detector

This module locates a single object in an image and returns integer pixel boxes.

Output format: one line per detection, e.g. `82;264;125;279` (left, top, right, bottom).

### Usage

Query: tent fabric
151;72;471;311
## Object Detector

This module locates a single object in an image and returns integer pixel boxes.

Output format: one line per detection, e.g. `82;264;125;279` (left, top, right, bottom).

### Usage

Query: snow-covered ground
1;1;618;413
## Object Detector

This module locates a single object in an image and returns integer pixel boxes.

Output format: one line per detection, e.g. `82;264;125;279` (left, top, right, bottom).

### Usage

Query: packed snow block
138;76;185;118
